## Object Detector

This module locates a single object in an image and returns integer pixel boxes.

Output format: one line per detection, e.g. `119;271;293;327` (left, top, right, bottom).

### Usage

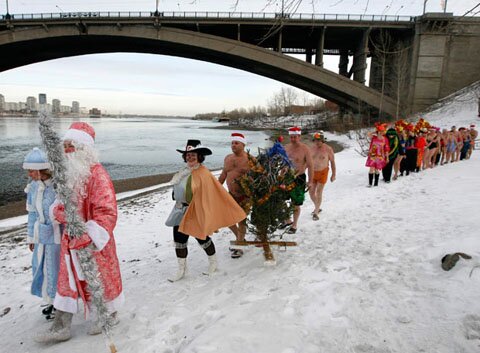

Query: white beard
64;144;99;199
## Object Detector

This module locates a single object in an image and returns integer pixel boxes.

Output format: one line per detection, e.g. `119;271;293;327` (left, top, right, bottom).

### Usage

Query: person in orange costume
165;139;246;282
415;129;427;171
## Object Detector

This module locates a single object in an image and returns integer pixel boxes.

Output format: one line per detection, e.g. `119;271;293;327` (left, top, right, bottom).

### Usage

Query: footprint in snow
463;314;480;339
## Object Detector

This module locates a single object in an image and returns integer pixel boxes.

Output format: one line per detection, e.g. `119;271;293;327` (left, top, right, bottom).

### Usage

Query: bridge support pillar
277;30;283;53
315;27;325;67
353;28;370;84
339;49;349;77
306;48;312;64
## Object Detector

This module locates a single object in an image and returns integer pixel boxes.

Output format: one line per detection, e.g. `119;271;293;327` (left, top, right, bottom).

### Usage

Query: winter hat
63;122;95;146
176;139;212;155
231;132;246;144
288;126;302;135
23;147;51;170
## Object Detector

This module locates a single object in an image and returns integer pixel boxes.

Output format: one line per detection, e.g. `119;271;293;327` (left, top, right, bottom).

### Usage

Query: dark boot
368;173;373;186
374;173;379;186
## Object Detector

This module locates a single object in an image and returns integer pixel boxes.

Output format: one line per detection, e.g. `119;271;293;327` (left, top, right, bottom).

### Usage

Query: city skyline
1;1;478;115
0;92;91;115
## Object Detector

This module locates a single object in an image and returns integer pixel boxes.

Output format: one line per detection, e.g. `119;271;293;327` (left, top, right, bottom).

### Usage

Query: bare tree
370;29;393;118
391;42;410;118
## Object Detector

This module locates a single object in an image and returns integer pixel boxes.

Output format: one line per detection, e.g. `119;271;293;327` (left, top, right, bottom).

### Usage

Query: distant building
89;108;101;118
38;93;47;105
285;105;312;116
72;101;80;114
26;96;37;111
0;94;5;111
52;99;61;114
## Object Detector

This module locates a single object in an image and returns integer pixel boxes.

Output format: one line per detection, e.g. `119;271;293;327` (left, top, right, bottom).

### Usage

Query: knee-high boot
368;173;374;186
168;257;187;282
204;254;217;275
34;309;73;343
374;173;380;186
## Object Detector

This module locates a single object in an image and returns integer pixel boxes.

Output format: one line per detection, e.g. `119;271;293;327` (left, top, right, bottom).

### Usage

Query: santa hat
288;126;302;135
231;132;246;144
23;147;51;170
63;122;95;146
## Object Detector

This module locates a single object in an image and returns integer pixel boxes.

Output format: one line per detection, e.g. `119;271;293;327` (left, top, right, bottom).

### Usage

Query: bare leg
237;219;247;242
309;182;319;213
292;205;301;229
228;225;239;239
313;183;325;214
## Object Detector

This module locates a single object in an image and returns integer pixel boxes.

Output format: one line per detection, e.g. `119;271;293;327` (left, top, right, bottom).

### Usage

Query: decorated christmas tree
239;141;297;244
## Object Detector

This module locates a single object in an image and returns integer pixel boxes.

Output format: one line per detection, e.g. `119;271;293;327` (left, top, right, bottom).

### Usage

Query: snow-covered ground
1;85;480;353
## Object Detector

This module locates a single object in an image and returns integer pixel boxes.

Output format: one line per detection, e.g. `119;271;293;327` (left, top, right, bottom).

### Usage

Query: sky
0;84;480;353
0;0;478;116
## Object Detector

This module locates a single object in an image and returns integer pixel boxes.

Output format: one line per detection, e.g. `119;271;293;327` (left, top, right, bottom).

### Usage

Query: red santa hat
288;126;302;135
231;132;246;144
63;122;95;146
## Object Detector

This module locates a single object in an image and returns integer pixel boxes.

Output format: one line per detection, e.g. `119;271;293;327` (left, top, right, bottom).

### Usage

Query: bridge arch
0;24;396;115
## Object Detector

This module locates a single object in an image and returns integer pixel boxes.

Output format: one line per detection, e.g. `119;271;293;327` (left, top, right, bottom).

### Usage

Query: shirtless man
467;124;478;159
283;126;314;234
219;132;250;258
309;132;336;221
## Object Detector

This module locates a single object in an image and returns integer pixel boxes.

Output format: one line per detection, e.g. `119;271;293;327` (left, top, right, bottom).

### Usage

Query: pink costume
53;163;124;314
365;135;389;169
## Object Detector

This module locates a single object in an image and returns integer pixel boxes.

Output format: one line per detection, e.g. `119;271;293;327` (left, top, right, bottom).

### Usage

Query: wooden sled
230;240;297;264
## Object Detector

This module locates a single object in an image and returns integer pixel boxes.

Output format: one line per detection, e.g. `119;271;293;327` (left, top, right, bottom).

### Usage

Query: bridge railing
1;11;415;22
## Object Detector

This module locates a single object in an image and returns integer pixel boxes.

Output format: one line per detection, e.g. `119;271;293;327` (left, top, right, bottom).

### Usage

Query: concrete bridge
1;11;479;117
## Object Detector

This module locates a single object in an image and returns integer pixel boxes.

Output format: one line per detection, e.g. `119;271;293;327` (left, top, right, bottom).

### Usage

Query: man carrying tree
282;126;314;234
309;131;336;220
219;132;251;258
35;122;124;343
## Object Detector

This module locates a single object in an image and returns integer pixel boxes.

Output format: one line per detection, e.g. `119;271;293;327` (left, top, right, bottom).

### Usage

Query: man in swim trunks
467;124;478;159
283;126;313;234
219;132;251;258
309;132;336;221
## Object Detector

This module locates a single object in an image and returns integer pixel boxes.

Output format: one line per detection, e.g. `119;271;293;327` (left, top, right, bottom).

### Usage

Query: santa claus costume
36;122;123;343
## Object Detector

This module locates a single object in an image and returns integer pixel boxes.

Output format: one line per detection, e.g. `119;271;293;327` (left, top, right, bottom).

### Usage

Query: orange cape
179;165;247;240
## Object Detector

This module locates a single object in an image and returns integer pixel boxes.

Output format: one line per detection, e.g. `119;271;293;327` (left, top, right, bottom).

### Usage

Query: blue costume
23;148;61;304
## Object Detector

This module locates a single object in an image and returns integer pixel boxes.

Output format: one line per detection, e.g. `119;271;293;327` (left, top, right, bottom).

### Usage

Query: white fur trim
231;136;246;144
288;130;301;135
106;291;125;313
85;220;110;251
63;129;94;146
53;293;78;314
35;182;45;224
48;202;62;244
65;254;79;291
23;162;51;170
33;221;40;243
70;250;85;281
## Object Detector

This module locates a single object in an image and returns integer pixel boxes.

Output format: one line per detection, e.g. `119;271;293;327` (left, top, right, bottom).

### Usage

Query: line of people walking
365;119;478;187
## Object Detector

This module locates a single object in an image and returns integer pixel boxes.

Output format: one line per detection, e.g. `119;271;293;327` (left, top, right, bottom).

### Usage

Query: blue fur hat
23;147;51;170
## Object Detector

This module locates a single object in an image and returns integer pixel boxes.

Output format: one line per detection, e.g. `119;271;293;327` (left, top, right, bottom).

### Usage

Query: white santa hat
231;132;246;144
288;126;302;135
63;122;95;146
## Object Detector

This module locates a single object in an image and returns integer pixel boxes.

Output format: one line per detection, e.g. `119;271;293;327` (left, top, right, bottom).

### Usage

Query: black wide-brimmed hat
176;139;212;155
